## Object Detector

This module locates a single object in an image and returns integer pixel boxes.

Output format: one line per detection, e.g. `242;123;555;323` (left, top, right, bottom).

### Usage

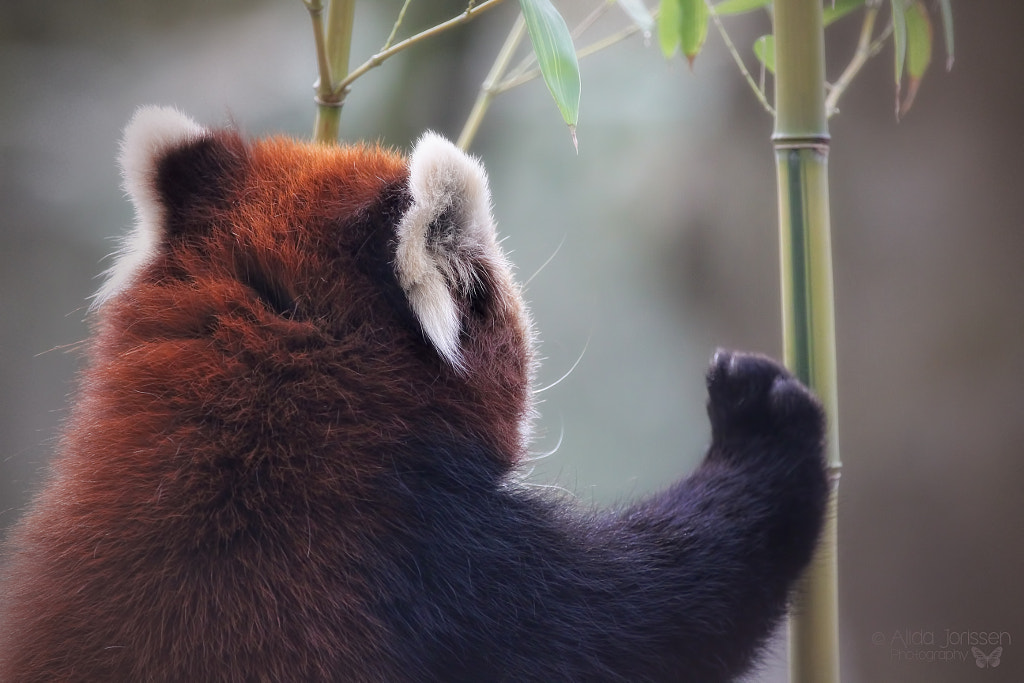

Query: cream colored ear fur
92;106;209;309
394;132;504;370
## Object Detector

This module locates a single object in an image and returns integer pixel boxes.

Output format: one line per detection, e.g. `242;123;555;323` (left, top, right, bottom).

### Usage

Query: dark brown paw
706;350;824;445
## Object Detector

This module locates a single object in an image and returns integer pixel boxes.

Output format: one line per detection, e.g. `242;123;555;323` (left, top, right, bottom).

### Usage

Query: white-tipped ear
92;106;209;309
395;132;499;370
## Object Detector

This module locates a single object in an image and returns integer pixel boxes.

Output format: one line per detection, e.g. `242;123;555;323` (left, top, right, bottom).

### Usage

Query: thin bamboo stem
501;0;609;87
457;13;526;150
707;2;774;116
575;22;641;60
493;20;642;95
335;0;506;97
383;0;415;51
772;0;842;681
825;4;892;116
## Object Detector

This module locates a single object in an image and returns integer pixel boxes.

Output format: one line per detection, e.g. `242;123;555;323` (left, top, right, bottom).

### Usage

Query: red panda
0;107;828;682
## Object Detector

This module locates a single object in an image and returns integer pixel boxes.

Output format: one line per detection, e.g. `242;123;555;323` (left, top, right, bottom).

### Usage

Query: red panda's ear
93;107;243;309
394;132;506;371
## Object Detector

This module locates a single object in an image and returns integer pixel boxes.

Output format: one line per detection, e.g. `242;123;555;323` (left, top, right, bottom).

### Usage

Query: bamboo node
771;133;831;151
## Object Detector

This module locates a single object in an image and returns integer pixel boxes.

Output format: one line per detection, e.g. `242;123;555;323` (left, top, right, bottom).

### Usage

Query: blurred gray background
2;1;1022;681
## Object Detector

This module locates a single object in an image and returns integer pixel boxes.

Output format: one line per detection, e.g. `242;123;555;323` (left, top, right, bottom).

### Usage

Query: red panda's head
90;107;535;469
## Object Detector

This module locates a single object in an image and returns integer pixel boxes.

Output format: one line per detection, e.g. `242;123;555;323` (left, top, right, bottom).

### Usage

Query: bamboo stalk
313;0;356;143
771;0;842;681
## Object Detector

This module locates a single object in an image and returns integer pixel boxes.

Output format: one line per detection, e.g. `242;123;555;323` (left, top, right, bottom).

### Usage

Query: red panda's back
0;108;532;682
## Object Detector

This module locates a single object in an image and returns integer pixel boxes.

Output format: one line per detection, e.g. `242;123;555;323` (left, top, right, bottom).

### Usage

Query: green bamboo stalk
771;0;842;681
313;0;356;143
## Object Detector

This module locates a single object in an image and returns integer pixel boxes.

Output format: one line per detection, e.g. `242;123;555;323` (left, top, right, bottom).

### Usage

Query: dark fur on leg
372;352;828;682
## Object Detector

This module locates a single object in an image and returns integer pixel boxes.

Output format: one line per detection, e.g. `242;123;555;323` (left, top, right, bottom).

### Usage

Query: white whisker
525;421;564;462
523;236;565;288
533;337;589;394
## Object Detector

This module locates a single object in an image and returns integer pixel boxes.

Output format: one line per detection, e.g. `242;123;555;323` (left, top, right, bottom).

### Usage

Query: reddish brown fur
0;132;531;681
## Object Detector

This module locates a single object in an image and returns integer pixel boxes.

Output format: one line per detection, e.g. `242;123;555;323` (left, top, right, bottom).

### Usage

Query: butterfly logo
972;646;1002;668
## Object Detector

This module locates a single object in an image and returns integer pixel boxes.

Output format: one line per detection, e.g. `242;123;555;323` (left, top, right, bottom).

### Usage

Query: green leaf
899;0;932;116
937;0;954;70
518;0;581;144
891;0;907;114
658;0;682;57
753;34;775;74
904;1;932;79
680;0;710;65
713;0;770;16
617;0;655;36
822;0;866;27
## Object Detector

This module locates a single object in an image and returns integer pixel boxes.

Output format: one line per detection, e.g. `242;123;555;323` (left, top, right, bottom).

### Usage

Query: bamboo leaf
890;0;907;116
680;0;710;65
713;0;771;16
904;1;932;79
617;0;655;36
937;0;954;70
822;0;866;27
658;0;682;57
753;34;775;74
518;0;581;145
899;0;932;117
